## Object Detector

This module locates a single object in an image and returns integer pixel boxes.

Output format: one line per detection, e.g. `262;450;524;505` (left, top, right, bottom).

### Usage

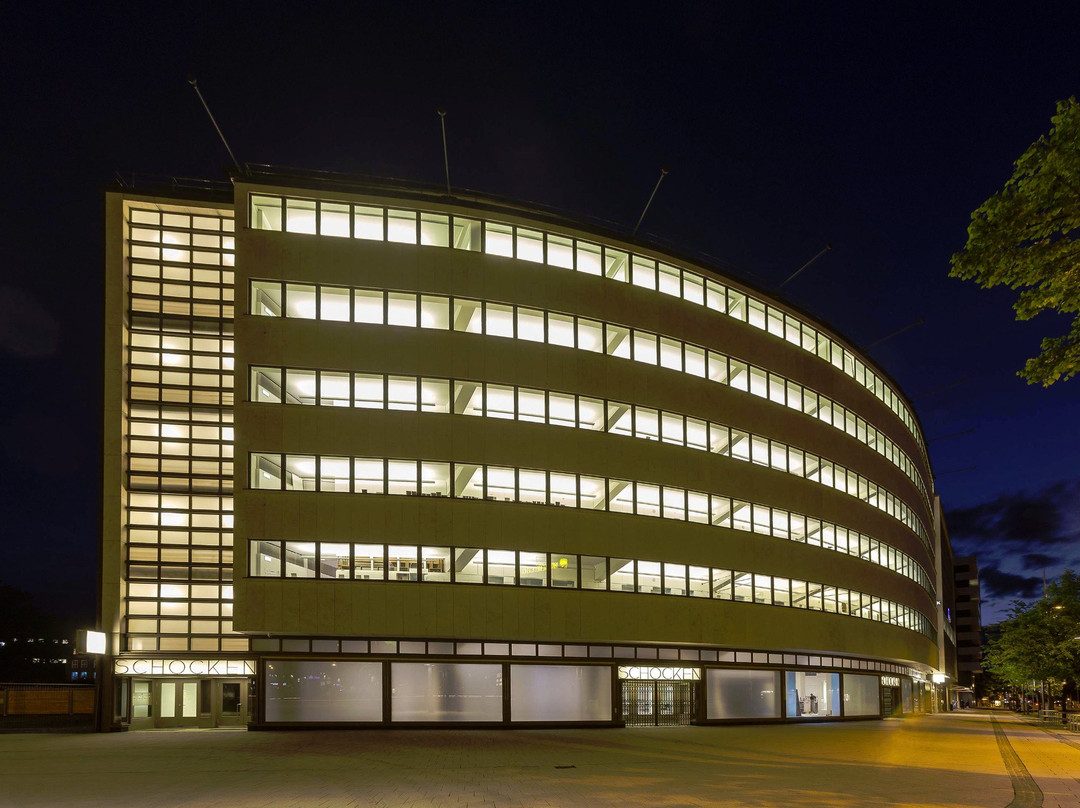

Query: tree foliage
982;569;1080;689
950;97;1080;386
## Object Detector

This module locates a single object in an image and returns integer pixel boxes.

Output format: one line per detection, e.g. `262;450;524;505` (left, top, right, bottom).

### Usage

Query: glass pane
388;545;419;580
251;195;282;230
266;660;382;722
285;199;316;234
518;388;546;423
517;308;545;342
388;376;418;411
453;298;482;332
485;384;515;419
390;663;502;722
284;542;316;578
250;540;281;577
637;560;662;594
319;456;351;492
484;303;514;337
547;235;574;269
285;284;316;319
664;562;687;596
420;296;450;329
454;548;484;583
250;280;282;317
251;452;282;489
354;374;384;409
452;217;481;251
284;455;316;490
581;556;607;590
422;546;451;582
609;558;634;592
353;544;385;580
284;369;316;405
577;318;603;352
387;293;417;327
511;665;611;722
354;206;383;240
319;201;350;237
387;209;417;244
420;378;450;413
420;213;450;247
516;228;544;263
319;371;351;407
576;241;602;275
320;543;350;578
518;469;547;504
387;459;418;495
320;287;350;322
251;367;282;403
604;248;628;281
518;551;547;586
354;290;384;324
484;222;514;257
632;256;657;289
548;313;575;347
420;461;450;496
707;669;781;719
159;682;176;718
549;472;577;507
353;458;385;494
550;553;577;588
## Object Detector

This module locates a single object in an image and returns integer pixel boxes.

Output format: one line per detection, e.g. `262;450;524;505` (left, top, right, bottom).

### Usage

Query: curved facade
101;171;956;729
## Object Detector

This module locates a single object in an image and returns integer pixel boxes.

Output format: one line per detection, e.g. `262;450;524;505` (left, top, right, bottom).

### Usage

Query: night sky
2;4;1078;628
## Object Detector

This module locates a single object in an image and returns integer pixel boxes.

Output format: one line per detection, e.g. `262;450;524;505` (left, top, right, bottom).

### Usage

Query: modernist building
953;555;983;703
101;167;957;729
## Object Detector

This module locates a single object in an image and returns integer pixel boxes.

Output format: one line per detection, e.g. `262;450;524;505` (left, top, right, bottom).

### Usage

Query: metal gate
622;681;695;726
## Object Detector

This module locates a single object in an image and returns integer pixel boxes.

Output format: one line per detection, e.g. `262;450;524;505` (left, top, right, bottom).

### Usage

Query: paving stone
2;711;1077;807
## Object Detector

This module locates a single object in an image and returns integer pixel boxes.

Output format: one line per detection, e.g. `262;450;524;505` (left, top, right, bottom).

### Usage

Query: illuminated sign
881;676;900;687
114;658;256;677
931;673;947;684
618;666;701;681
76;630;106;655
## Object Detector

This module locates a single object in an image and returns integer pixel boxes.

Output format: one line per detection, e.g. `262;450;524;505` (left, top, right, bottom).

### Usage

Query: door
215;680;247;726
622;681;695;726
156;680;199;727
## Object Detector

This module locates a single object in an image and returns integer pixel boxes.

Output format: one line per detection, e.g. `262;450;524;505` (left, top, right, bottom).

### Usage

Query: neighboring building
0;636;72;684
100;168;957;730
953;555;983;702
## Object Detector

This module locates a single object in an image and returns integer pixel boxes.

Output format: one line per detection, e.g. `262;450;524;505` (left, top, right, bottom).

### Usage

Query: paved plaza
2;711;1079;808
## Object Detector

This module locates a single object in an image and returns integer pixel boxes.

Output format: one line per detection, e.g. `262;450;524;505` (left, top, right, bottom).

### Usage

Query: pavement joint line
992;716;1044;808
1032;724;1080;754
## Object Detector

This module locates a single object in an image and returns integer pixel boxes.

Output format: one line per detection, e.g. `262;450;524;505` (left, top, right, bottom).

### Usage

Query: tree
982;570;1080;722
950;97;1080;386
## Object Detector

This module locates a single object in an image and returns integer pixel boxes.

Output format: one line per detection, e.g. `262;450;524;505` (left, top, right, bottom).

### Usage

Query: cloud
946;480;1080;624
947;480;1080;549
1021;552;1057;570
978;566;1043;601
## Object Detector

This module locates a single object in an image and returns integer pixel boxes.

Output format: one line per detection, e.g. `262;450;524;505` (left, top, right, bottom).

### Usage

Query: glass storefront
706;669;781;719
785;671;840;718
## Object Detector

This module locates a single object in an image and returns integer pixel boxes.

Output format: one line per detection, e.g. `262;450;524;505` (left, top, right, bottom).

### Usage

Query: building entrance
128;679;249;729
622;681;695;726
882;686;902;716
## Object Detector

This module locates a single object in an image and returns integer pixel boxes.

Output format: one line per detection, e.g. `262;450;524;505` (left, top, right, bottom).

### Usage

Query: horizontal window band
249;365;929;542
246;538;935;641
248;452;935;597
247;283;931;546
243;195;927;463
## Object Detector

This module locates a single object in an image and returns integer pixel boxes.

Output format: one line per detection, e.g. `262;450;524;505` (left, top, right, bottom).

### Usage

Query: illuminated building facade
101;168;956;729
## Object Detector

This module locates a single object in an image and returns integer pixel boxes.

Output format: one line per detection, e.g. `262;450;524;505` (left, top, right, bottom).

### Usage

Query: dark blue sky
2;3;1078;626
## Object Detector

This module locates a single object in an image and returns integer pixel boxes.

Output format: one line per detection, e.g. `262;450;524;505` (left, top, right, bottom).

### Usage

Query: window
319;202;350;237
